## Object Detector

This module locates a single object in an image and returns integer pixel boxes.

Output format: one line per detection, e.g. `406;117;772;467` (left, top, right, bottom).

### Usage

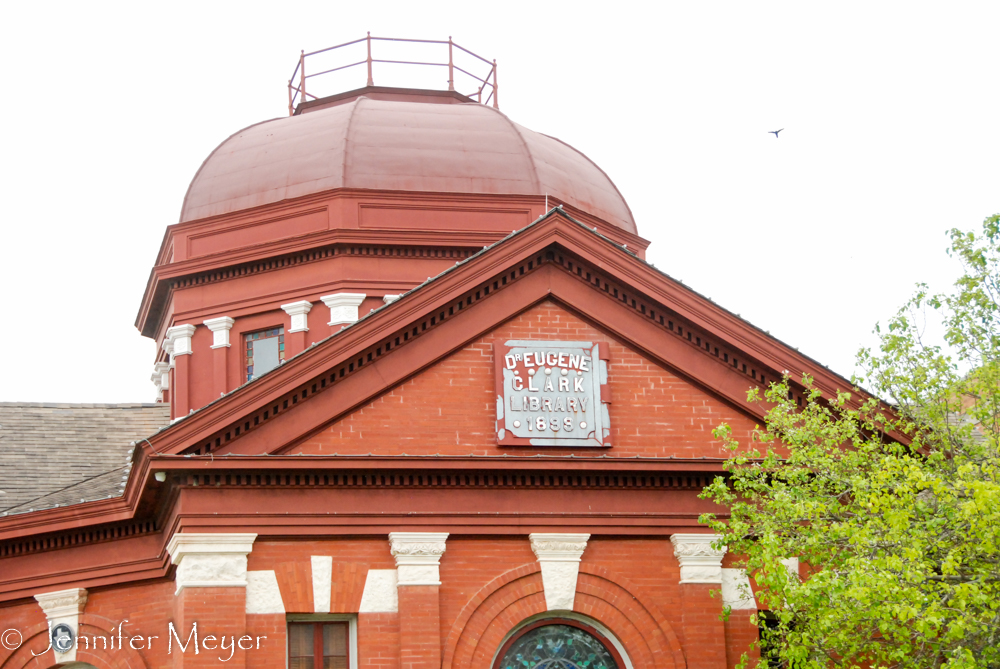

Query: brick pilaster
671;533;727;669
166;533;257;669
389;532;448;669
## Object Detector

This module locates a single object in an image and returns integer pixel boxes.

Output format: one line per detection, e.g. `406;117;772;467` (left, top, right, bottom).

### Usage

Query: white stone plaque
494;340;611;447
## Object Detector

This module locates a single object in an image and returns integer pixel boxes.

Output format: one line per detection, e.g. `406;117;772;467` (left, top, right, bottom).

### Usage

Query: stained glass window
245;327;285;381
497;623;619;669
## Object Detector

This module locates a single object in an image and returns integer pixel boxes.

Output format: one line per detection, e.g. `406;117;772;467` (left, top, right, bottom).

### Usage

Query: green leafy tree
701;214;1000;669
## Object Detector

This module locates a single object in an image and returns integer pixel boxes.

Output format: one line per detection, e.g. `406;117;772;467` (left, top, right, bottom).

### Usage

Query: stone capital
529;533;590;562
670;533;726;584
281;300;313;333
321;292;367;326
166;324;197;356
203;316;235;348
34;587;88;619
165;532;257;593
389;532;448;586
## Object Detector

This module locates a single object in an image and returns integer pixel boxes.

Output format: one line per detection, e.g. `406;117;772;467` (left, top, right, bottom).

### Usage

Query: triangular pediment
285;299;758;458
147;210;856;458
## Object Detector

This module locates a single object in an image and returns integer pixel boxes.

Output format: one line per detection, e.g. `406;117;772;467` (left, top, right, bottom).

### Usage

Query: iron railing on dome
287;33;498;115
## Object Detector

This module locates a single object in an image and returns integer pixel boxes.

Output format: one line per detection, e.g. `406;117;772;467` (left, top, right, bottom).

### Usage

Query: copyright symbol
1;628;21;650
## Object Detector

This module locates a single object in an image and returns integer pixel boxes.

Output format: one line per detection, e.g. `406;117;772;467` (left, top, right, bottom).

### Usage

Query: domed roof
180;93;636;233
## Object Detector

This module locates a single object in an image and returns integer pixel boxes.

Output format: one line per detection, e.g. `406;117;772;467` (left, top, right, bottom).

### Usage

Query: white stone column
165;532;257;594
281;300;313;333
166;324;197;357
204;316;235;348
529;533;589;611
669;533;726;584
388;532;448;586
34;587;88;662
321;293;367;326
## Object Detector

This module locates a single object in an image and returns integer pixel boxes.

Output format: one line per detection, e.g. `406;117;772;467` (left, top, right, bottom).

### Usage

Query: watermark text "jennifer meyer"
19;621;265;662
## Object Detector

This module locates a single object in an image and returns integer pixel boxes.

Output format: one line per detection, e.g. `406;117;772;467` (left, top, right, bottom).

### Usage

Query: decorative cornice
670;533;726;584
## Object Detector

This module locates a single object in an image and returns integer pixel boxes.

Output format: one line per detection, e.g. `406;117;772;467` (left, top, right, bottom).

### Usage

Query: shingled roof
0;403;171;515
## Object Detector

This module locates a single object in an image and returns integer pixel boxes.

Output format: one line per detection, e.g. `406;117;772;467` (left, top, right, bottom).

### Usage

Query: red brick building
0;40;853;669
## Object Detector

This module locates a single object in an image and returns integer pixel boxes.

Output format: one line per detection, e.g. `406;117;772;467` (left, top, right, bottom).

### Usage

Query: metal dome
180;92;636;233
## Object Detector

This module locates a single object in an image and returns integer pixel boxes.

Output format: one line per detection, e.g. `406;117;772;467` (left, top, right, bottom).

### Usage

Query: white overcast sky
0;2;997;403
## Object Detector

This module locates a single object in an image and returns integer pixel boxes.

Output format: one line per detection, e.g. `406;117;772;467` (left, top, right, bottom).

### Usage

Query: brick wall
295;300;758;458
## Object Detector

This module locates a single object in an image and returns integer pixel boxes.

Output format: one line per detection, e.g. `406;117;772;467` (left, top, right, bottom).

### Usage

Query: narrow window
245;327;285;381
288;622;349;669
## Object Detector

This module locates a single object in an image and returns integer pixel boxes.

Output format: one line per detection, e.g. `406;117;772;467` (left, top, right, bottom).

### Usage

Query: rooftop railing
288;34;498;115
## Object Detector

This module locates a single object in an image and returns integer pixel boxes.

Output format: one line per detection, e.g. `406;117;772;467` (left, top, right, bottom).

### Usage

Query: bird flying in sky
768;128;783;138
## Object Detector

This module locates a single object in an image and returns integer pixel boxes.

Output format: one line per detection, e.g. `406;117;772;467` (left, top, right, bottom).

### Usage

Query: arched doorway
493;619;625;669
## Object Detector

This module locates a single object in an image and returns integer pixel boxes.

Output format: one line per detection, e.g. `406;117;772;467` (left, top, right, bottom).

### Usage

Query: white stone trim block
530;533;589;611
311;556;333;613
246;570;285;614
670;534;726;584
389;532;448;586
781;557;800;579
166;324;197;357
166;532;257;593
151;361;170;399
721;568;756;610
34;587;88;661
383;294;402;304
204;316;235;348
281;300;313;333
358;569;399;612
321;293;367;326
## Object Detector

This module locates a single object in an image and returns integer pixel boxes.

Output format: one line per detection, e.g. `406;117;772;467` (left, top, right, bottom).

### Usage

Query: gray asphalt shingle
0;403;170;515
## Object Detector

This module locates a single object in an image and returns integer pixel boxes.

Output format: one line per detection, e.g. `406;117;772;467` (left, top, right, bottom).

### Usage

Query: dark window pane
323;624;348;657
288;624;314;658
290;659;315;669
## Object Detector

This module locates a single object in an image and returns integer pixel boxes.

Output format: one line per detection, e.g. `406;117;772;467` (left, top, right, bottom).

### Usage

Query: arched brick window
493;619;623;669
